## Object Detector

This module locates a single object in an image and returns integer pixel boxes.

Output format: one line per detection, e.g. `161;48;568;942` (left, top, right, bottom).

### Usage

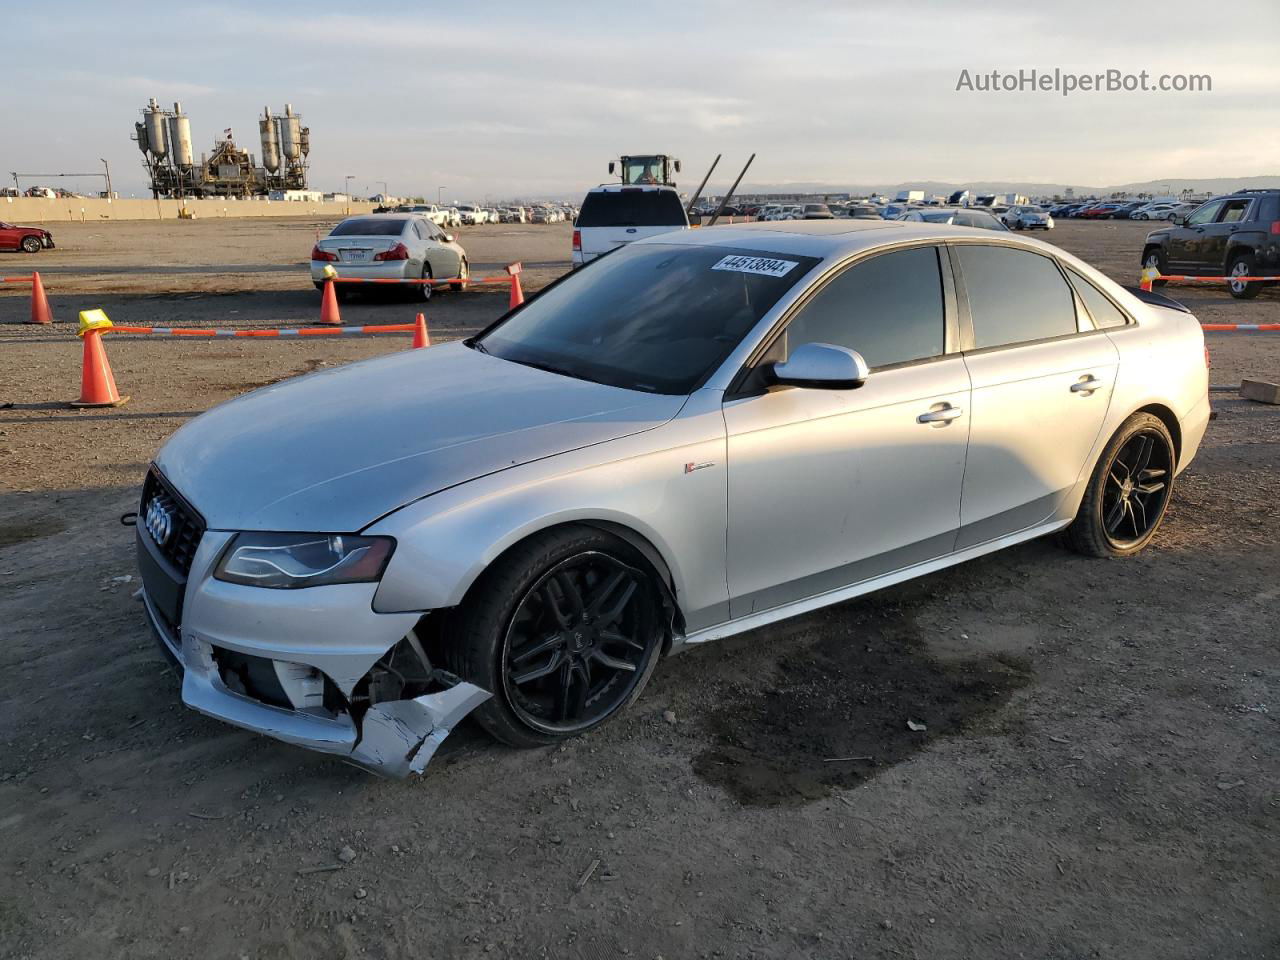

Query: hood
155;341;684;531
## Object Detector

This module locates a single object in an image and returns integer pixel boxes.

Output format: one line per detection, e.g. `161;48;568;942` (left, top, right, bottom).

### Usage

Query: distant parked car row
386;203;578;228
1048;200;1197;221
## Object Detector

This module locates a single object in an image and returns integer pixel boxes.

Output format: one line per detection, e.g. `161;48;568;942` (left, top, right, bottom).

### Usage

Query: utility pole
378;180;388;200
100;158;113;198
344;175;354;215
438;186;447;206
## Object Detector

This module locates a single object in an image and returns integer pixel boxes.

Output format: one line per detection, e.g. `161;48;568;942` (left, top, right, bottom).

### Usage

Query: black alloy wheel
445;526;665;747
502;552;656;735
1099;431;1173;547
1066;412;1176;558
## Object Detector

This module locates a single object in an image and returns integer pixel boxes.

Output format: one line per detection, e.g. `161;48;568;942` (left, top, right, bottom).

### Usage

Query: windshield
330;218;407;237
475;242;820;395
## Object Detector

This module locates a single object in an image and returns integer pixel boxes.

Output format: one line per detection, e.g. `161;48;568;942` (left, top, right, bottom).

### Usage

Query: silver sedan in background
1002;205;1055;230
310;214;468;300
140;221;1209;776
895;207;1009;231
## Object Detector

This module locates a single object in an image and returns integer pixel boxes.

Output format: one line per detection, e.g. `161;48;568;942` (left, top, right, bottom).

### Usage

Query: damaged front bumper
140;532;490;778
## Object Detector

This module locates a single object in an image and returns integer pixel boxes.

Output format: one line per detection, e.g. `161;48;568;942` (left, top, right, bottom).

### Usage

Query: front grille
141;469;206;576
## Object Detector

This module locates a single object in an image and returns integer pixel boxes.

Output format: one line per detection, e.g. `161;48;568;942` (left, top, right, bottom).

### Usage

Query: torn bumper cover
145;590;490;778
349;683;491;777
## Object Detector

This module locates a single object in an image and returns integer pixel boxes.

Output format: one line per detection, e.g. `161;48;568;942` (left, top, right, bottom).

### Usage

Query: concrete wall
2;196;380;223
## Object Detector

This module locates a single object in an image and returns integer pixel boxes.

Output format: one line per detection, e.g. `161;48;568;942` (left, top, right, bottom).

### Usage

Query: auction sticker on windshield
711;255;798;278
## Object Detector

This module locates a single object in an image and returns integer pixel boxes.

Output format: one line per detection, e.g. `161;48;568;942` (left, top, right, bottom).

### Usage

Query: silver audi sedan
310;214;469;300
138;221;1210;776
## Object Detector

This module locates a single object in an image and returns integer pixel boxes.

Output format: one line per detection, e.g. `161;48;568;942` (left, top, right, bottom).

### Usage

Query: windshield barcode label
711;255;799;278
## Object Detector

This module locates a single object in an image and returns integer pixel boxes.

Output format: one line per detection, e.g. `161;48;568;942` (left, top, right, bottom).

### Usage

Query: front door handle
1071;376;1106;395
917;404;964;424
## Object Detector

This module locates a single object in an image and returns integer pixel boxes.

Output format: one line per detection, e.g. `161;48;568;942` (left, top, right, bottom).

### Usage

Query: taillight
572;229;581;251
373;243;409;261
1269;221;1280;235
1204;345;1211;369
311;245;337;262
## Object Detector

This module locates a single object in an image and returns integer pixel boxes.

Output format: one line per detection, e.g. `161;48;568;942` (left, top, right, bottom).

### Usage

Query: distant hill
693;175;1280;199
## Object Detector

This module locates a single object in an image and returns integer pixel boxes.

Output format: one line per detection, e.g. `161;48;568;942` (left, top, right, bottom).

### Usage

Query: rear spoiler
1122;285;1191;314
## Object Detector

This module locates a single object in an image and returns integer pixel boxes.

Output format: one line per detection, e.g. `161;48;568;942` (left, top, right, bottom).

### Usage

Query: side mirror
768;342;869;390
1170;213;1185;225
608;161;615;175
442;233;454;243
674;160;682;173
688;212;702;226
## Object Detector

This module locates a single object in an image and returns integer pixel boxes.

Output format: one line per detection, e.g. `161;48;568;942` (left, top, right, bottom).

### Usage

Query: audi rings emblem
144;499;174;546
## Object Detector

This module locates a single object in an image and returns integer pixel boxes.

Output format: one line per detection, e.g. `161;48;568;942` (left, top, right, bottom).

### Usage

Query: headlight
214;533;395;589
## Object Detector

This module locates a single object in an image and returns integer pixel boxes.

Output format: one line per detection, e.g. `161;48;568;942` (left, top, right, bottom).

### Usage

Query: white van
572;184;689;267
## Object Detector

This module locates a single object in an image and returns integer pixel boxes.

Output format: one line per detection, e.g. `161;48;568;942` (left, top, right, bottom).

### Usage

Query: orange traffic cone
318;277;342;326
412;312;430;349
506;262;524;310
28;271;53;325
70;317;128;408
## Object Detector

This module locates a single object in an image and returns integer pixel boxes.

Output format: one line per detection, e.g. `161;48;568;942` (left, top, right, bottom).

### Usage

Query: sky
6;0;1279;200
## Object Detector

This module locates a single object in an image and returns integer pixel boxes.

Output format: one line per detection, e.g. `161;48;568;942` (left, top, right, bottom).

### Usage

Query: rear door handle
1071;376;1106;394
917;404;964;424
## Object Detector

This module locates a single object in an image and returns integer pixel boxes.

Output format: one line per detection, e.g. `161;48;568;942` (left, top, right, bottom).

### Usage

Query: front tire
1065;413;1175;558
445;526;665;748
20;236;42;253
450;257;468;292
1142;247;1169;287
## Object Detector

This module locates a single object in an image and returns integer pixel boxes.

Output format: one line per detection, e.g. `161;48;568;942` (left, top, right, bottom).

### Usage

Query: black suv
1141;189;1280;299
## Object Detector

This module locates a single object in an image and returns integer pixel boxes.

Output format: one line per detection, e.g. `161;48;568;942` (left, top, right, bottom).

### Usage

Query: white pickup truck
571;184;690;268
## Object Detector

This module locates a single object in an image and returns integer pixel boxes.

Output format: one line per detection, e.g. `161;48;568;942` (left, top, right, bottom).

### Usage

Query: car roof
636;218;1057;259
586;184;679;194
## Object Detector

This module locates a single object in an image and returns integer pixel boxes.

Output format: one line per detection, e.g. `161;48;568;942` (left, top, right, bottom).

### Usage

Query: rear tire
1065;413;1176;558
416;262;433;303
444;526;665;749
1227;253;1263;300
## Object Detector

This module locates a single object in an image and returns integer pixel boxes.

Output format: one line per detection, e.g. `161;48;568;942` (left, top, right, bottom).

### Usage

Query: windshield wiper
467;338;489;354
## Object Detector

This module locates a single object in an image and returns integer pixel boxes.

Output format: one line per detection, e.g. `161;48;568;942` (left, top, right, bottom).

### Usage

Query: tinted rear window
958;245;1077;348
1067;268;1129;328
330;218;407;237
577;191;687;228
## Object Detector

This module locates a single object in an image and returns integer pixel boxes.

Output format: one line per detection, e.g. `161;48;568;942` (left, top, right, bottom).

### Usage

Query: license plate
341;248;369;262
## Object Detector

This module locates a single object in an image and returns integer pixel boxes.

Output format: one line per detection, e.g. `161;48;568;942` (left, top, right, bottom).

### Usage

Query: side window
785;246;946;368
957;245;1078;349
1066;268;1129;329
1218;199;1251;224
412;220;428;240
1186;200;1224;226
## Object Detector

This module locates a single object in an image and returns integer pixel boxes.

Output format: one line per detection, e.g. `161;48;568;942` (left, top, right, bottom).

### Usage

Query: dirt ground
1;218;1277;960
